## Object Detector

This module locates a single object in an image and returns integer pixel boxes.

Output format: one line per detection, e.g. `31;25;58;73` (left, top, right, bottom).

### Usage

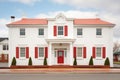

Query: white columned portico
48;42;52;65
70;42;73;65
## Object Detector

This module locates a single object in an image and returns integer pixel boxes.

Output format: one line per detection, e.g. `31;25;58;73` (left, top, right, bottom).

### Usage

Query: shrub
73;58;77;65
43;57;47;65
28;57;32;66
11;57;16;66
89;56;94;65
104;57;110;66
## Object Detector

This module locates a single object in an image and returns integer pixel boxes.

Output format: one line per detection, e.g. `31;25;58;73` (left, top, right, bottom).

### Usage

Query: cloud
35;10;98;18
51;0;120;14
10;0;41;5
0;19;10;37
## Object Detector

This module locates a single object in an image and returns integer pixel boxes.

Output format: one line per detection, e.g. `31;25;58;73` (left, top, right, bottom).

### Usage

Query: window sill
38;35;44;38
95;57;103;60
77;57;83;60
77;35;83;38
20;36;26;38
19;57;27;60
96;35;102;38
38;57;44;60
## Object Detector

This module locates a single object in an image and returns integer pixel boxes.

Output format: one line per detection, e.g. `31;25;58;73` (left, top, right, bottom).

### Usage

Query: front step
48;65;73;68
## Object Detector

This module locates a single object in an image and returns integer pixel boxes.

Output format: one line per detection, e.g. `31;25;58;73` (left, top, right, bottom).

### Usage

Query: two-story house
7;13;115;67
0;38;9;62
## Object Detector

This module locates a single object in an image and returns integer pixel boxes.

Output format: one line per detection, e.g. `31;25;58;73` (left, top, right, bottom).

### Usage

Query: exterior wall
73;26;113;67
8;26;48;66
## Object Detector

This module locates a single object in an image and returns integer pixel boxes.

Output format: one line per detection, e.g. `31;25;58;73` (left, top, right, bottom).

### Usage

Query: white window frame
20;47;26;58
20;28;25;37
96;47;102;59
38;47;44;59
96;28;102;38
77;28;83;37
77;47;83;59
2;44;8;50
38;28;44;36
58;26;64;36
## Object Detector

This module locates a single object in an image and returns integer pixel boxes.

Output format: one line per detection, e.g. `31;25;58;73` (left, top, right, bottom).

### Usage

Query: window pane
96;28;102;35
39;29;44;35
20;48;25;57
39;48;44;57
77;29;82;35
3;45;6;50
20;28;25;35
58;26;63;35
96;47;101;57
7;45;9;50
77;47;82;57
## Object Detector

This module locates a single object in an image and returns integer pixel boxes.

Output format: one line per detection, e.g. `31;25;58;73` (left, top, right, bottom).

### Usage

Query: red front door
58;51;64;64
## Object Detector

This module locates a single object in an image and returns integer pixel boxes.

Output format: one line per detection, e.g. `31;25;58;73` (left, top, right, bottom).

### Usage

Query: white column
48;42;52;65
70;42;73;65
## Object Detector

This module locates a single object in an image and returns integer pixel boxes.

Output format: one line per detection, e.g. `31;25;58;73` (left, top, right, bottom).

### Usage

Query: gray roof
0;38;8;42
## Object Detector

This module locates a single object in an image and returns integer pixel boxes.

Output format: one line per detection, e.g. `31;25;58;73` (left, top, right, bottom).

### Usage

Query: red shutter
64;25;68;36
102;47;106;58
92;47;96;58
26;47;29;58
35;47;38;58
16;47;19;58
53;25;57;36
73;47;76;58
45;47;48;58
83;47;86;58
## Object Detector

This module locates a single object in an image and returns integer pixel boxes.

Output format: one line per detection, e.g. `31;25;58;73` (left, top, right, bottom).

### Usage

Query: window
77;47;83;57
58;26;63;35
20;28;25;36
39;29;44;36
3;45;8;50
39;47;44;57
77;28;82;36
96;47;102;57
20;47;26;57
96;28;102;35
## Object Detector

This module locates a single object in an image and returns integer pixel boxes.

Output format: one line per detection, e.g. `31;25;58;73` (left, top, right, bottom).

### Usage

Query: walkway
0;68;120;74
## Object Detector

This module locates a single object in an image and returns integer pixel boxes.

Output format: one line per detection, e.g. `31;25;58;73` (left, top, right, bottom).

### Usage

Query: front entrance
57;51;64;64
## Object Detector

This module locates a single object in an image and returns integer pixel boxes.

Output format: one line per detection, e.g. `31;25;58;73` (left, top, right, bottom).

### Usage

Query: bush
11;57;16;66
28;57;32;66
43;57;47;65
89;56;94;65
104;57;110;66
73;58;77;65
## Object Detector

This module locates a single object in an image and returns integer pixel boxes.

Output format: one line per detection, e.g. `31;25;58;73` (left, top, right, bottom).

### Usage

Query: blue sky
0;0;75;19
0;0;120;41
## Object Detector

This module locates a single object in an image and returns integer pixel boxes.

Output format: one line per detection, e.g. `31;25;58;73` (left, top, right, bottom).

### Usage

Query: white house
0;38;9;62
7;13;115;67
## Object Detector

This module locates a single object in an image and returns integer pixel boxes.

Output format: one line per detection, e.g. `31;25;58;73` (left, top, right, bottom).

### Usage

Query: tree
73;58;77;65
11;57;16;66
104;57;110;66
89;56;93;65
28;57;32;66
43;57;47;65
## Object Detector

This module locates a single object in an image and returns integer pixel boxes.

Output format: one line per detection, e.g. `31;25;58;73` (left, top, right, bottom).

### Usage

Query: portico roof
46;39;75;43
